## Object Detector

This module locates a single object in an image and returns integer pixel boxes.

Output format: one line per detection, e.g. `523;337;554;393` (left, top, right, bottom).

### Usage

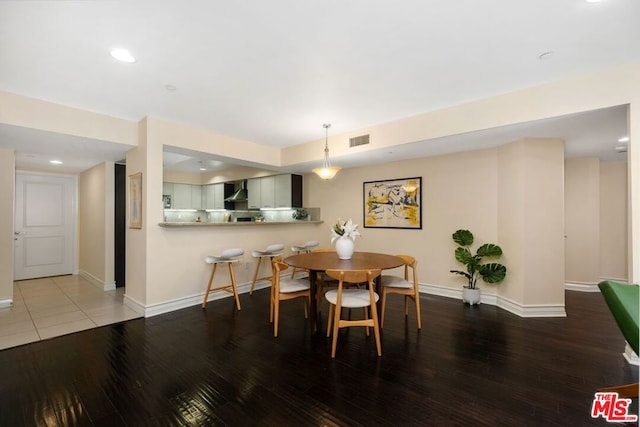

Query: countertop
158;220;323;227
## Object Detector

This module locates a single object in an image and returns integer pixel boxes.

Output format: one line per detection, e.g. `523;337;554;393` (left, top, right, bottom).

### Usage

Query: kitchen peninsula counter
159;220;323;227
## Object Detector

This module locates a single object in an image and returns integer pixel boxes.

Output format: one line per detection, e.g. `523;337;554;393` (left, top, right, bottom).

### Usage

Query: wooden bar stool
202;248;244;310
249;244;285;295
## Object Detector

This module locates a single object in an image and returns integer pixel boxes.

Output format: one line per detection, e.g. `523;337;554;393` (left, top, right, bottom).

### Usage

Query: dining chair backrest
396;254;417;283
325;269;381;288
272;259;288;284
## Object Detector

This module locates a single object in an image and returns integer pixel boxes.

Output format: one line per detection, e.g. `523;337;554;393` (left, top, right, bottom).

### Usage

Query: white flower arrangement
331;218;361;243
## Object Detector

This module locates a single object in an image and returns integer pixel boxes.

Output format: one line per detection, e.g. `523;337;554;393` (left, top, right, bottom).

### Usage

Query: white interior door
14;172;76;280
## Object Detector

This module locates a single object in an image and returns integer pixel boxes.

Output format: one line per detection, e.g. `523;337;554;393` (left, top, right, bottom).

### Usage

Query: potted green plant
450;229;507;305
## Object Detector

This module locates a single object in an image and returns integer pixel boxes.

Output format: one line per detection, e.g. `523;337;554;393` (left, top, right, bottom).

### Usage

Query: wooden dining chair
380;255;421;330
324;269;382;358
270;259;310;337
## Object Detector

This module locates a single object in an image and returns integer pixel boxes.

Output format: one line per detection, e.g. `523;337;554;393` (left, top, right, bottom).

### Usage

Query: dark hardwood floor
0;289;637;426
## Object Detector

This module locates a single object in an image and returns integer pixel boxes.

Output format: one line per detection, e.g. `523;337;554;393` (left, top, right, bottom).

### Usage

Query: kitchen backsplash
163;207;320;223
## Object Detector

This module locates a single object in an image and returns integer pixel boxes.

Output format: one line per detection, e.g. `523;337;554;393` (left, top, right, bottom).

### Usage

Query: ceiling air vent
349;134;370;147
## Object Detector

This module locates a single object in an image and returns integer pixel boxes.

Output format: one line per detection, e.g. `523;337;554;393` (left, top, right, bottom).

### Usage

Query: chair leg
274;298;280;337
302;297;308;319
229;263;241;310
380;289;387;328
326;304;334;337
404;295;409;316
249;256;263;295
363;307;370;336
331;303;341;358
370;302;382;356
269;284;275;323
414;293;422;330
202;263;217;308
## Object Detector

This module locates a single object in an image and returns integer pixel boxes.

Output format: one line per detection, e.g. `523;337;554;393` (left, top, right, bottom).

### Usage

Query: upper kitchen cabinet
247;178;261;209
191;185;202;210
172;183;192;209
260;176;276;208
204;183;234;210
247;174;302;209
275;174;302;208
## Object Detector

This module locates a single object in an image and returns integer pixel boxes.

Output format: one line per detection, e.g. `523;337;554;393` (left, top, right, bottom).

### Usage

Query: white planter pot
335;237;355;260
462;287;481;305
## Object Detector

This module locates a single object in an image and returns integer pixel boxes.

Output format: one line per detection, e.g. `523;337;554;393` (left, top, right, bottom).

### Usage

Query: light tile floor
0;275;141;350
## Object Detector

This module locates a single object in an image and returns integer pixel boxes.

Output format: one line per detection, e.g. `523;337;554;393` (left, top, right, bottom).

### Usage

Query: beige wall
79;162;115;287
307;137;566;311
501;139;565;307
124;120;149;306
600;161;628;280
0;149;15;304
565;158;601;283
564;159;628;284
306;147;500;294
0;91;137;146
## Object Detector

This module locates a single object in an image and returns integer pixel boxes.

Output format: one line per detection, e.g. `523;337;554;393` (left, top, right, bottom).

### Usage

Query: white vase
335;237;355;260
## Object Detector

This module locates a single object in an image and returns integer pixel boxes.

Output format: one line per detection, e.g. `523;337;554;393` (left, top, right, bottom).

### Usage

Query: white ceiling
0;0;637;174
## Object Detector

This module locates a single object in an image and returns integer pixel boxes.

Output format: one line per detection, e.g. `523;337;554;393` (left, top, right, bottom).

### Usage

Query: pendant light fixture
312;123;341;180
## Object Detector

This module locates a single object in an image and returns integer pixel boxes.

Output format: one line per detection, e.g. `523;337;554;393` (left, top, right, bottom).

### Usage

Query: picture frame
129;172;142;229
363;177;421;229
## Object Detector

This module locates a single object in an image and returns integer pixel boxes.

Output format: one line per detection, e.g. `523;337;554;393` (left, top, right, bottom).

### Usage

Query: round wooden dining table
284;251;404;334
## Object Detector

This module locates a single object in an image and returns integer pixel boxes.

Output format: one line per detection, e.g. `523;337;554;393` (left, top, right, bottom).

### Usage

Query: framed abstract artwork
363;177;421;229
129;172;142;229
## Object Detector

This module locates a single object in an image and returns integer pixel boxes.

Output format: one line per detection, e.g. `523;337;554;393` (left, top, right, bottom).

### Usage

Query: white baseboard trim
79;270;116;291
133;279;570;319
497;296;567;318
0;298;13;308
136;280;273;318
565;282;600;292
623;343;640;366
123;294;146;315
420;283;566;318
600;276;629;283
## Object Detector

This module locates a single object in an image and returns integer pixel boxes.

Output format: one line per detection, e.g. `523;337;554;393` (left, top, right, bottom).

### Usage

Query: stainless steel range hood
224;181;247;202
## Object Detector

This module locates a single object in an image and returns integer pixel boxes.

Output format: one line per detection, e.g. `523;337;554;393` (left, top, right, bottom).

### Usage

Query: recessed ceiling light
50;160;63;165
538;51;555;60
109;48;136;63
199;167;206;171
618;136;629;143
586;0;602;3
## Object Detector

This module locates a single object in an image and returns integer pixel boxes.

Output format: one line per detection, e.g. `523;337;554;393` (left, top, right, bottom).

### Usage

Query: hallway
0;275;140;350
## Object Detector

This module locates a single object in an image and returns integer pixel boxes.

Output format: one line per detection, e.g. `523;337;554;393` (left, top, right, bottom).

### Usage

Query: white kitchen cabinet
191;185;202;209
260;176;275;208
247;178;261;209
162;182;174;198
172;183;192;209
204;183;229;210
246;175;303;209
274;174;303;208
